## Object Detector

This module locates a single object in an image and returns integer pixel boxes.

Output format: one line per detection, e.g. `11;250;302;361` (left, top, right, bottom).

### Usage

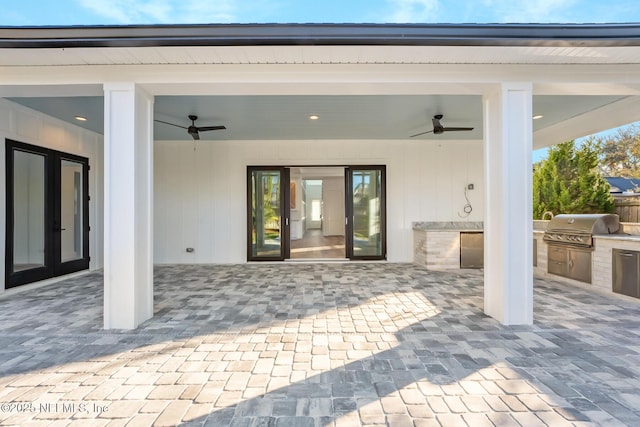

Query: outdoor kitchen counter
593;233;640;242
534;223;640;296
413;221;483;269
413;221;483;231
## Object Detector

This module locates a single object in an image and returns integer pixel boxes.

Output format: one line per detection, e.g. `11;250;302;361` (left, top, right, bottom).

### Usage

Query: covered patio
3;24;640;330
1;263;639;425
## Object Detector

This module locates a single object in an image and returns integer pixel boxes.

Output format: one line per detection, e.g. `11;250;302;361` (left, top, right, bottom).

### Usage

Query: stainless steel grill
543;213;620;249
544;213;619;284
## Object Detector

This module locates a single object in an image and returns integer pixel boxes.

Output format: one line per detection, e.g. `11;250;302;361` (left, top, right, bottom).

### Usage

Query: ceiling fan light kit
155;114;226;140
410;114;474;138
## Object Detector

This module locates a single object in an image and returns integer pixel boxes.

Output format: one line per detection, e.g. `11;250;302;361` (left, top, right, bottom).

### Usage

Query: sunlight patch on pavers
0;264;639;425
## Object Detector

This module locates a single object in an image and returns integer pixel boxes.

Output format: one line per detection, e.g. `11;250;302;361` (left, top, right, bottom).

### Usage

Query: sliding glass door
346;166;386;260
5;140;90;288
247;165;385;261
247;167;290;261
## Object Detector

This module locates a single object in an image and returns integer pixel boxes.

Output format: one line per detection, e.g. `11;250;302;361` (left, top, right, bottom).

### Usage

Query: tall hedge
533;140;614;219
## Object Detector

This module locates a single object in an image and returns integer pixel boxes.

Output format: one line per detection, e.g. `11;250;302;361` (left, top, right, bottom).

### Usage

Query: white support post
103;83;154;329
483;83;533;325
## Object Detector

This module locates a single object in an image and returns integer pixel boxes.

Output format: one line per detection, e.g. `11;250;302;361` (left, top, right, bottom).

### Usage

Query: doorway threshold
286;258;349;263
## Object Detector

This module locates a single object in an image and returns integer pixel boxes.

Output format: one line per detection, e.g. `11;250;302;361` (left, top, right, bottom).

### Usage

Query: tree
598;124;640;177
533;140;614;219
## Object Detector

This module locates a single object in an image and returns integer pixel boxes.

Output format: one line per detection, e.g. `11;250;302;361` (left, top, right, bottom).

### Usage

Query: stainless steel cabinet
460;232;483;269
569;248;592;283
613;249;640;298
547;244;592;283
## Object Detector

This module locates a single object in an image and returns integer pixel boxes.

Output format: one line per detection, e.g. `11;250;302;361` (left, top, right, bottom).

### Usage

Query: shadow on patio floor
0;264;639;425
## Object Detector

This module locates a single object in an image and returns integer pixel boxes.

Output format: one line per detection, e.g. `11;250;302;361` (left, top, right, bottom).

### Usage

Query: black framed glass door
55;155;90;275
247;167;290;261
346;166;386;260
5;140;90;288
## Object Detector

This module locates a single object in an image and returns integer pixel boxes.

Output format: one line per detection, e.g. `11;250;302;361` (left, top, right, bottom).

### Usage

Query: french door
345;166;386;260
247;167;290;261
5;140;90;288
248;165;386;261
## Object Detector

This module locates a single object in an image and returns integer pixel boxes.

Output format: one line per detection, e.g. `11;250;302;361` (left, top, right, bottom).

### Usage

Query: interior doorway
290;167;346;259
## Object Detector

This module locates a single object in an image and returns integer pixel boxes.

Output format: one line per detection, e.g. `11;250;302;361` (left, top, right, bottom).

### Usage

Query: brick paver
0;264;639;425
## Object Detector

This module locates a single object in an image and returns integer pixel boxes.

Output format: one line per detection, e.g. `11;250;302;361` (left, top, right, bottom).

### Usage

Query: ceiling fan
410;114;474;138
155;114;226;140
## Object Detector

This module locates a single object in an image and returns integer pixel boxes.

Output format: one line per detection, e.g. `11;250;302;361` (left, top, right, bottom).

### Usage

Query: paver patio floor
0;263;640;426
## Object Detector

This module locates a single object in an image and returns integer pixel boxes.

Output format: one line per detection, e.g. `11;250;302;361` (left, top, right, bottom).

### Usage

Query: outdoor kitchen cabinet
613;249;640;298
460;232;483;269
547;245;591;284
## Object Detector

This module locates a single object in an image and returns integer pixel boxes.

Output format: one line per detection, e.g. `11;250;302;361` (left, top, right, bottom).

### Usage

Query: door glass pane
251;170;282;257
60;160;84;263
352;169;382;257
13;150;46;272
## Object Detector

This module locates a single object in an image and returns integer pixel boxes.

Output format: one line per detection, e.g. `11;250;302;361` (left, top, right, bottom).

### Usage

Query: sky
3;0;639;163
2;0;640;26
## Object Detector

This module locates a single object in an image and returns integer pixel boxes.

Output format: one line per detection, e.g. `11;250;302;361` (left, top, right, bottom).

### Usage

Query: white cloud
77;0;238;24
387;0;440;23
480;0;578;23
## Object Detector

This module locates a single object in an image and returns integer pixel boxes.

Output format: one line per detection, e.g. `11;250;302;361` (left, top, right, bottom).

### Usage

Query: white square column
483;83;533;325
103;83;154;329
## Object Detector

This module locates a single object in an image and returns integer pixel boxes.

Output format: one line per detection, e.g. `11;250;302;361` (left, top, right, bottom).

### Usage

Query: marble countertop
412;221;483;231
413;222;640;241
593;233;640;242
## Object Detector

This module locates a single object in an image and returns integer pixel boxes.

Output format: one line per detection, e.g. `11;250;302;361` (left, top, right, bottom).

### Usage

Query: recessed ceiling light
74;115;88;122
533;115;544;120
309;115;319;120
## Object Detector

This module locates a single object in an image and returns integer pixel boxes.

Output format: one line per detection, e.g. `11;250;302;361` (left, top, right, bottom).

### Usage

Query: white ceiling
7;93;630;143
4;39;640;147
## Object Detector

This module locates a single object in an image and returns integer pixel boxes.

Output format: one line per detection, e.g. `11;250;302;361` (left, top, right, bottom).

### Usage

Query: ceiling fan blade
410;129;434;138
197;125;227;132
154;119;188;129
442;127;474;132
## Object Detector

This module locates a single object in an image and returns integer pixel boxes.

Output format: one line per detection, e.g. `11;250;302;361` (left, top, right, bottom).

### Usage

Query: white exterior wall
0;99;104;292
154;138;484;263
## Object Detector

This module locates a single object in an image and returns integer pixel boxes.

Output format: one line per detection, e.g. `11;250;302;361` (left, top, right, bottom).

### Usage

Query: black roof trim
1;23;640;48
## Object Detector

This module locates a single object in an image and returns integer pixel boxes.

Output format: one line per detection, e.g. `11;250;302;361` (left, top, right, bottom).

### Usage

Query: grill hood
546;213;620;235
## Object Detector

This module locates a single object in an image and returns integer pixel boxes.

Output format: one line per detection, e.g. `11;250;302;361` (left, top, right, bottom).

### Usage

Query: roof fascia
1;23;640;48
